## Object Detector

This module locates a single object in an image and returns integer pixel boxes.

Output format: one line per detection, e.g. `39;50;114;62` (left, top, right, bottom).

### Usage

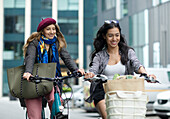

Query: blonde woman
23;18;85;119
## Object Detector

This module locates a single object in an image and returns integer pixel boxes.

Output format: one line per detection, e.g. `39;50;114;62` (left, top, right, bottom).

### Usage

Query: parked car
61;85;84;107
145;68;170;112
61;84;73;101
72;87;84;108
153;90;170;119
144;82;170;111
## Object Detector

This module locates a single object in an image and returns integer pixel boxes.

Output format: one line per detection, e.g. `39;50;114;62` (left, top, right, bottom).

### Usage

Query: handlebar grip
29;76;41;84
140;73;160;83
76;72;83;77
71;71;83;77
22;76;35;81
29;76;35;81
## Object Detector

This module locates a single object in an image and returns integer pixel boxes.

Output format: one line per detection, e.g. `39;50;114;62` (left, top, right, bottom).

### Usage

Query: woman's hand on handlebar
140;73;159;83
77;68;86;76
23;72;32;81
149;74;156;79
84;72;95;79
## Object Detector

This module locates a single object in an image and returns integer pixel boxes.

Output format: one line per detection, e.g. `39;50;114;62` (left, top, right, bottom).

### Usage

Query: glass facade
5;16;25;33
58;0;79;61
4;0;25;8
152;0;161;6
58;18;78;35
4;42;24;60
115;0;128;19
3;0;25;95
168;71;170;82
58;0;79;10
102;0;116;11
41;0;52;9
161;0;170;3
120;0;128;17
153;42;160;67
93;0;98;27
152;0;170;6
66;43;78;59
129;10;149;67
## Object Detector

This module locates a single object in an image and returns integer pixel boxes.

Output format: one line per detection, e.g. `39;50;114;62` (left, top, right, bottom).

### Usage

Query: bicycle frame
28;71;82;119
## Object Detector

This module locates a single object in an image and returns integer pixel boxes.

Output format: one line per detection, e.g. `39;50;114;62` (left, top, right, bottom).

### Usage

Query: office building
1;0;95;97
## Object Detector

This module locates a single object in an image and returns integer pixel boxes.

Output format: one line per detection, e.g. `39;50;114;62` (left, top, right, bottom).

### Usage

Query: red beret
37;18;56;32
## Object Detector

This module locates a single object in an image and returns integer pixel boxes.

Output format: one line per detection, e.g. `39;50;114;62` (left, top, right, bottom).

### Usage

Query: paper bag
104;77;145;93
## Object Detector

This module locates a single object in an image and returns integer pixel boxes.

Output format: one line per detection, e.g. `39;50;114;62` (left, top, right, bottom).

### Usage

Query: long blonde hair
23;24;67;57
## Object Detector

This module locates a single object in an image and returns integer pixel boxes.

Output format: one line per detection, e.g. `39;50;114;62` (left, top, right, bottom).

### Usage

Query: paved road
0;97;160;119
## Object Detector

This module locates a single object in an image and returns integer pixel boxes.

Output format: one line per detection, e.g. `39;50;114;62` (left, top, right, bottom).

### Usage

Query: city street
0;97;160;119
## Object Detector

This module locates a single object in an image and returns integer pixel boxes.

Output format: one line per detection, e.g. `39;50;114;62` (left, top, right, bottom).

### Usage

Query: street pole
0;0;4;98
78;0;84;86
24;0;31;43
52;0;58;22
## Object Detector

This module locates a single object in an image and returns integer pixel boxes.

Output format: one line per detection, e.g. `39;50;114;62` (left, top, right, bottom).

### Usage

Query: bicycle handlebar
84;74;108;82
139;73;160;83
84;73;160;84
27;71;83;84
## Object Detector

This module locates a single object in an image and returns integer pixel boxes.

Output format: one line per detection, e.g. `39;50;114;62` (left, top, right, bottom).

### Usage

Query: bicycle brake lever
149;77;161;84
140;73;160;83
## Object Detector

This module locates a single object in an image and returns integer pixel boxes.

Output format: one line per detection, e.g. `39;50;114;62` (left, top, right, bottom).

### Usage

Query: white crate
105;91;148;119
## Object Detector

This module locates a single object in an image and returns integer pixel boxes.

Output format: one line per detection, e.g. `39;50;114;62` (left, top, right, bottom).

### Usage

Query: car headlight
158;99;168;105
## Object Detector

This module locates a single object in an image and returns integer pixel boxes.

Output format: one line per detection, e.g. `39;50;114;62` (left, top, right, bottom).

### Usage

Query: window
66;43;78;59
152;0;161;6
4;42;24;60
161;0;170;3
58;19;78;35
152;0;170;6
5;16;25;33
58;0;78;10
153;42;160;67
168;71;170;82
129;10;149;67
93;0;98;14
120;0;128;17
94;16;98;27
59;23;78;35
41;0;52;9
4;0;25;8
116;0;128;19
102;0;116;11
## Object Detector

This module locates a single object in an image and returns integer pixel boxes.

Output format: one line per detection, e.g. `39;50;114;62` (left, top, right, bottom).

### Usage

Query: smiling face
43;24;56;39
104;27;120;49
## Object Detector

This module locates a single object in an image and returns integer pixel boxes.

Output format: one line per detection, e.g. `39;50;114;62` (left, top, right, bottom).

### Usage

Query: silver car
153;90;170;119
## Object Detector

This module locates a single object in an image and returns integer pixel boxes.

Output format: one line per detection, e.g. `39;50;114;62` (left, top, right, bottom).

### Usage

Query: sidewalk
0;96;52;119
0;96;98;119
0;96;158;119
0;97;25;119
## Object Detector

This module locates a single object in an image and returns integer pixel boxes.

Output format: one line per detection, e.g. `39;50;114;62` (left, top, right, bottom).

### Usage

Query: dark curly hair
90;21;132;66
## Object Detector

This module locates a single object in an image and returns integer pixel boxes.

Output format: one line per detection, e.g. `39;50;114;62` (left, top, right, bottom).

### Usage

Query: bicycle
84;73;160;119
23;71;82;119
